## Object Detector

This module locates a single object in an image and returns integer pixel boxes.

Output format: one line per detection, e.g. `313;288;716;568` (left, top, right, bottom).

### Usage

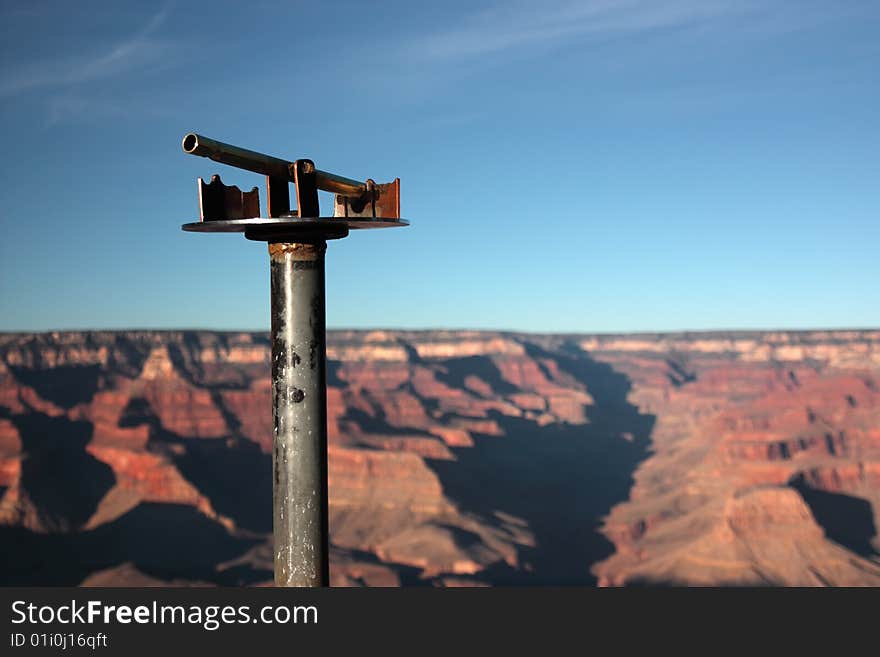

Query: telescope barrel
182;133;367;198
314;170;371;198
182;133;291;180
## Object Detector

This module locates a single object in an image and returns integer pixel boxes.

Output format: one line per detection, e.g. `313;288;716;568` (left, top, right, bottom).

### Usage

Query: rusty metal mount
182;133;402;222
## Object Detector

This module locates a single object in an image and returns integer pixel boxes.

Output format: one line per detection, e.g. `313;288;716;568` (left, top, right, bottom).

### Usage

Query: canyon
0;329;878;586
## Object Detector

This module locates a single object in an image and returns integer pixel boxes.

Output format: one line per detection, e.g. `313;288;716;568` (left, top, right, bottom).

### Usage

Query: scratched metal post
180;133;407;587
270;241;328;586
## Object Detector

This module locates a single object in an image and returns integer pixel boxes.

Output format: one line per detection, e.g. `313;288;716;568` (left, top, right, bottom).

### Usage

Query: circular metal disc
182;217;408;233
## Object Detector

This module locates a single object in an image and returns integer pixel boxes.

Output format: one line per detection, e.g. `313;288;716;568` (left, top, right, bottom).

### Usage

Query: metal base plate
182;217;408;242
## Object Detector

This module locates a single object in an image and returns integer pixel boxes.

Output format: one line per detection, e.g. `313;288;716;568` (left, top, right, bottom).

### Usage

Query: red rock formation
588;332;880;586
0;329;878;586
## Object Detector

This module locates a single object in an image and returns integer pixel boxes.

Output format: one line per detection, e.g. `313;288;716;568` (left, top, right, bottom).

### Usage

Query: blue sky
0;0;877;333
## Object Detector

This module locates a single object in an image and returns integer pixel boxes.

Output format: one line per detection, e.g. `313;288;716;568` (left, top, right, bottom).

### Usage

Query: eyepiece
182;133;200;154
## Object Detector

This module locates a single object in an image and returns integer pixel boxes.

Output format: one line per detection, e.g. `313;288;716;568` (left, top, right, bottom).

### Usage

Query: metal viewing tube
182;132;368;200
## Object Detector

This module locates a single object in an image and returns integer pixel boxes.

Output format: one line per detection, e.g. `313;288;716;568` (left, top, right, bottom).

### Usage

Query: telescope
181;133;402;238
182;133;371;200
180;131;407;587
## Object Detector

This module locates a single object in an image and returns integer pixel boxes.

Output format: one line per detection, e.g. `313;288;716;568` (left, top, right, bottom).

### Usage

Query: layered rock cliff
0;329;878;586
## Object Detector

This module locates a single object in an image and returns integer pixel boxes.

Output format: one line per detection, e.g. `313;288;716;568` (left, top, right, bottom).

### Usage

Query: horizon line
2;326;879;338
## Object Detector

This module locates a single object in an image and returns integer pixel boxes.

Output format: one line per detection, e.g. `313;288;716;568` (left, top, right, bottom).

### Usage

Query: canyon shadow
426;341;655;585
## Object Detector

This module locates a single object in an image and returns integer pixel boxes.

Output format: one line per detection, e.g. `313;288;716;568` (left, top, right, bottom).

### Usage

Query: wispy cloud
0;6;172;98
411;0;753;61
43;92;176;128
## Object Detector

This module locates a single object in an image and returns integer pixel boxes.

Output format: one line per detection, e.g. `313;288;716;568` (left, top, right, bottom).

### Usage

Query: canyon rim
1;329;879;586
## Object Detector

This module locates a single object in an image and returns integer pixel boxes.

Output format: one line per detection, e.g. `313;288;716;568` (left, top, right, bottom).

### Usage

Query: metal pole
269;241;329;587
